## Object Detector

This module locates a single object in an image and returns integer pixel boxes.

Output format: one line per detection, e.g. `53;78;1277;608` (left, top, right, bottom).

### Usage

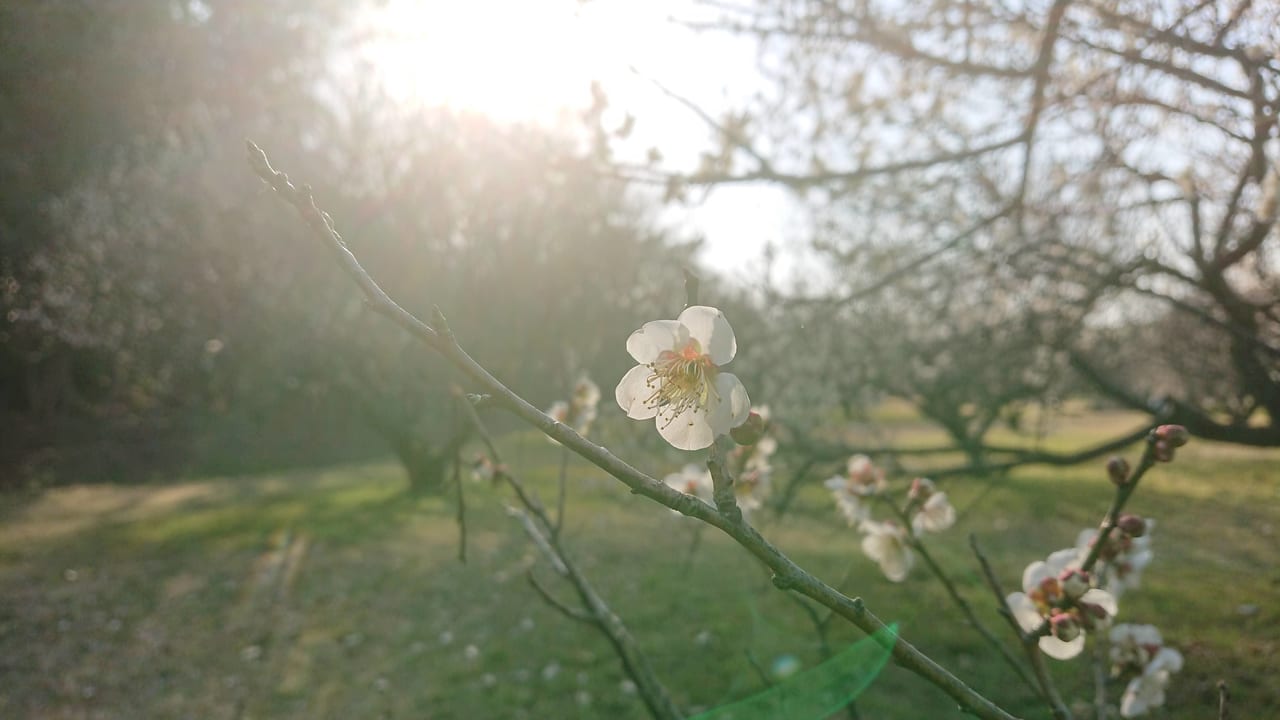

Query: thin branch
970;535;1069;720
248;143;1023;720
526;568;593;625
451;390;468;563
1218;680;1230;720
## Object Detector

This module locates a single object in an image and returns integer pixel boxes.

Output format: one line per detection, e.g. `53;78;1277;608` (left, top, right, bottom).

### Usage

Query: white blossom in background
1006;550;1118;660
824;455;887;528
662;464;714;506
1110;624;1183;718
726;408;776;521
907;478;956;534
1076;519;1154;597
615;306;750;450
860;521;914;582
545;375;601;442
471;455;496;483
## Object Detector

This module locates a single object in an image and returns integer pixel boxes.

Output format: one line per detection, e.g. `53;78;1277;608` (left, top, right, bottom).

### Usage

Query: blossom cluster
824;456;955;582
660;407;775;521
1006;550;1118;660
546;376;602;439
1109;624;1184;718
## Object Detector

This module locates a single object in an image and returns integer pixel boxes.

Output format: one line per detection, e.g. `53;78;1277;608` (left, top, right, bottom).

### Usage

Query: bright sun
358;0;623;121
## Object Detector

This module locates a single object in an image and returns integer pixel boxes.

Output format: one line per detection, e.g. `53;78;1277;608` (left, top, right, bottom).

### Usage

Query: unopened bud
908;477;936;502
1152;440;1175;462
1106;456;1131;485
1077;601;1111;631
1116;514;1147;538
730;411;767;446
1155;424;1189;448
1058;569;1091;602
1050;611;1081;642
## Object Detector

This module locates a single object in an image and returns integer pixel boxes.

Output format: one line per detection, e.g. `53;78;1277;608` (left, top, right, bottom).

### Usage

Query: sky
353;0;803;284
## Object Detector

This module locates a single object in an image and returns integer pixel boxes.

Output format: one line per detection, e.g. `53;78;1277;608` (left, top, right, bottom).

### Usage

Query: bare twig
882;495;1038;694
1218;680;1230;720
248;143;1023;720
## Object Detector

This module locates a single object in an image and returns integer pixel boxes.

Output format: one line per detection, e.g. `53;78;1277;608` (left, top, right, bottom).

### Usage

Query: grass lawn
1;409;1276;719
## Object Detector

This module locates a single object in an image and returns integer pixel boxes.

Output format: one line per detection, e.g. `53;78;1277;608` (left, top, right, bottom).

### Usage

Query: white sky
355;0;801;283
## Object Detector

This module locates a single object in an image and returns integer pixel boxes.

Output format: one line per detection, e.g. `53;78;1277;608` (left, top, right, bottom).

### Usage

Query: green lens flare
690;624;898;720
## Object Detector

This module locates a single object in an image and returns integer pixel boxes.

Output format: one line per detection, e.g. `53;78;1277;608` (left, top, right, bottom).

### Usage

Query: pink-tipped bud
1058;569;1091;602
908;477;936;502
1155;424;1190;448
1116;514;1147;538
1077;601;1111;630
730;411;767;446
1106;456;1131;485
1050;611;1082;642
1152;440;1175;462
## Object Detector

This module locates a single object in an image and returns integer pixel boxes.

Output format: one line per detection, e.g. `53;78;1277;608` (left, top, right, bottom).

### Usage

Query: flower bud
730;411;767;446
1152;440;1175;462
1106;456;1131;485
1116;514;1147;538
1154;424;1189;447
1077;601;1112;631
908;477;936;502
1050;611;1082;642
1058;569;1091;602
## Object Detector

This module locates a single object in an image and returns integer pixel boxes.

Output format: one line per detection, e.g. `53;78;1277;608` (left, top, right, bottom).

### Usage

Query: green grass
1;411;1276;719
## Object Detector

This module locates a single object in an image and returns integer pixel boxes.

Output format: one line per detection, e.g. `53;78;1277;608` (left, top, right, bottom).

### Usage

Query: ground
1;408;1276;719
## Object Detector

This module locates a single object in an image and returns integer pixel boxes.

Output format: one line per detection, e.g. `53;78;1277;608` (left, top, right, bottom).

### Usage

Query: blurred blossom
908;479;955;534
615;306;750;450
1110;625;1183;718
545;375;601;441
1006;551;1117;660
825;455;886;527
860;521;914;582
1076;520;1154;597
662;464;713;506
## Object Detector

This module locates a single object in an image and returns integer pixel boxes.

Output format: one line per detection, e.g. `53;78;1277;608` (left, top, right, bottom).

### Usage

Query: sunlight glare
360;0;621;121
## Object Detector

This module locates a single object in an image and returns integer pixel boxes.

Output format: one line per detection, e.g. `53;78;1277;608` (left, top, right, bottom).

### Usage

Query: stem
1079;439;1158;574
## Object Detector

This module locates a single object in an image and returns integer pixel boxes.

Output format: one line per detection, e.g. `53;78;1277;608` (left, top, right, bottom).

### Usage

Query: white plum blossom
1076;521;1154;597
726;414;776;521
824;455;887;527
615;306;751;450
1121;638;1187;717
546;375;601;442
860;521;915;582
662;464;714;506
1109;624;1172;675
1006;550;1118;660
907;478;956;534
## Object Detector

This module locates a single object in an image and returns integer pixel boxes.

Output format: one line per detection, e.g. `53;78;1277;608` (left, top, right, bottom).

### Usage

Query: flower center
646;340;720;424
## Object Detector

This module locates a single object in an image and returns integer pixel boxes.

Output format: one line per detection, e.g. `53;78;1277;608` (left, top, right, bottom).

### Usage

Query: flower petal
626;320;685;364
1081;588;1118;617
1022;561;1051;592
655;404;716;451
677;305;736;365
615;365;658;419
1039;634;1085;660
705;372;751;435
1148;647;1182;674
1005;592;1044;634
1046;547;1083;574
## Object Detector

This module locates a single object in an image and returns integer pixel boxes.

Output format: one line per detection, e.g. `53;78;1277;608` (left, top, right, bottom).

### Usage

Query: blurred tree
636;0;1280;464
0;2;696;490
